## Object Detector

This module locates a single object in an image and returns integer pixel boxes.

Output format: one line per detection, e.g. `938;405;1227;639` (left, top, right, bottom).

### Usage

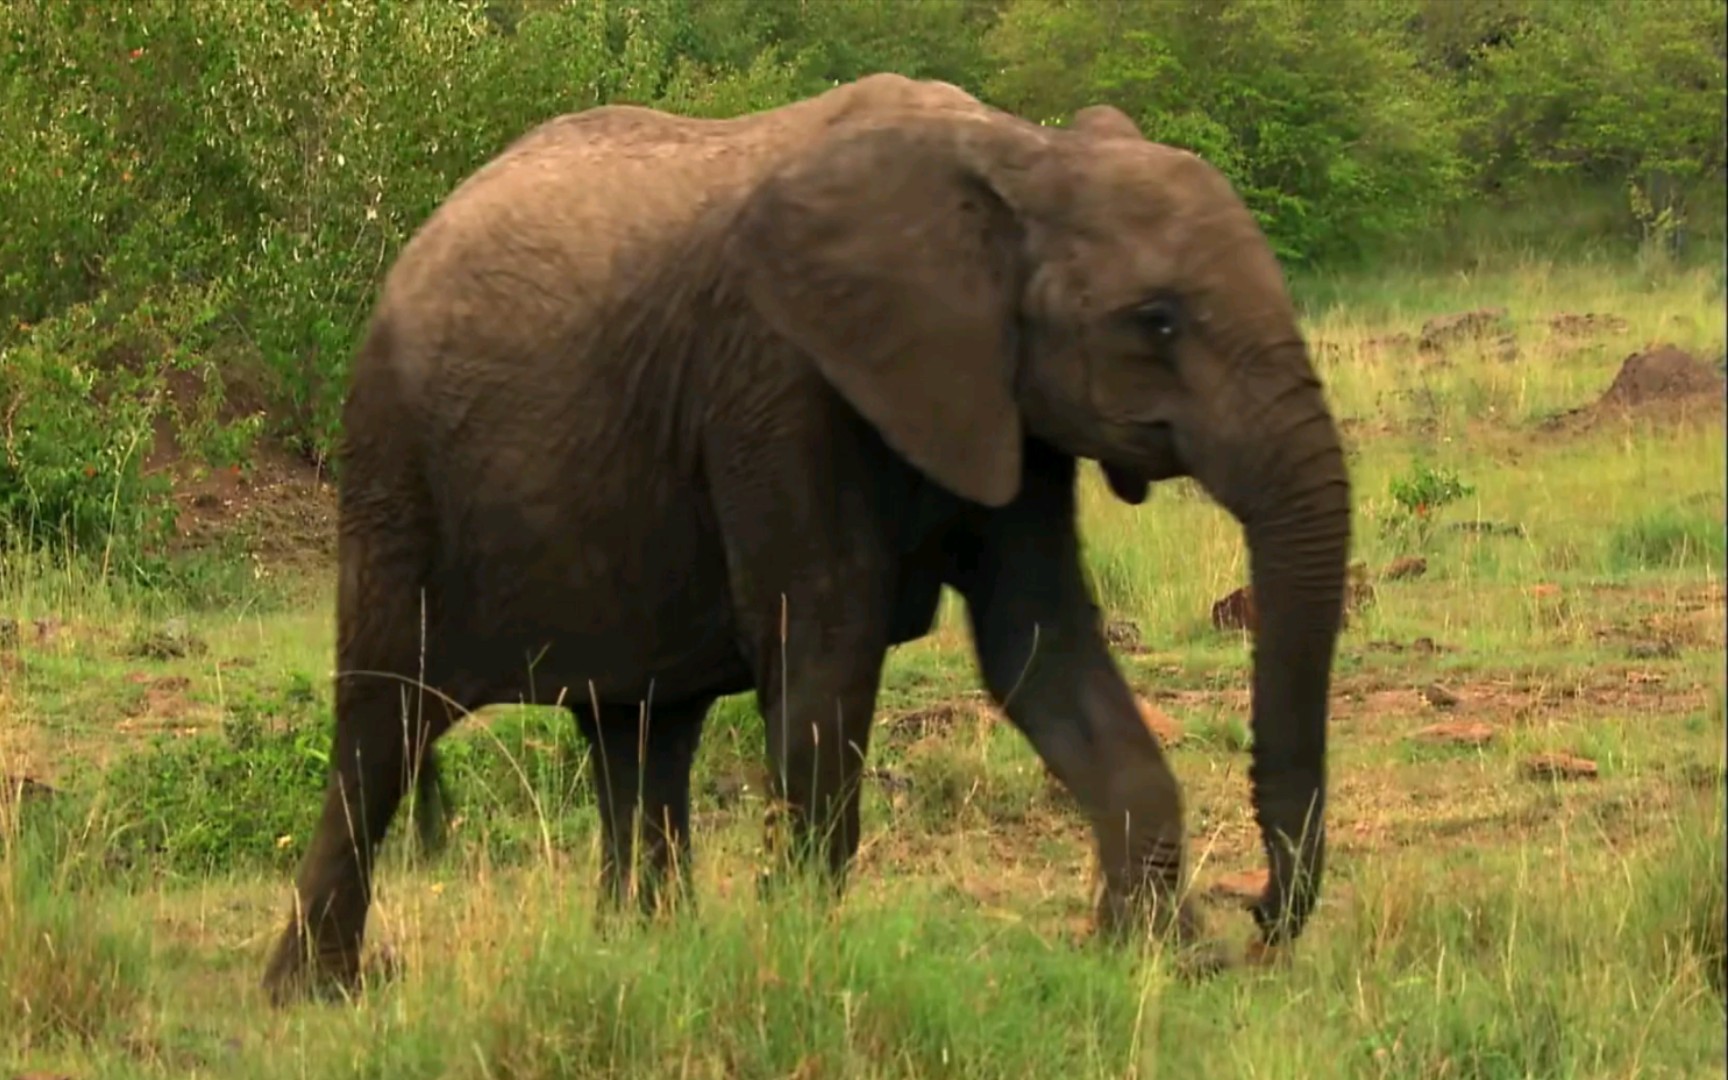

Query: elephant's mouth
1101;422;1187;505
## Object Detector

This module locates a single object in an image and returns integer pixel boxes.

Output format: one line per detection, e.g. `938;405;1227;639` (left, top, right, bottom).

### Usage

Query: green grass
2;257;1725;1077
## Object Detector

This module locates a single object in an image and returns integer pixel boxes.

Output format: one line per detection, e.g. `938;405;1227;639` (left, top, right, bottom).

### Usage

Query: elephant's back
372;74;991;379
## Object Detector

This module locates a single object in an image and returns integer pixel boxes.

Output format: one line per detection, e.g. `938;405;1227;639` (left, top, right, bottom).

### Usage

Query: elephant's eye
1130;298;1184;351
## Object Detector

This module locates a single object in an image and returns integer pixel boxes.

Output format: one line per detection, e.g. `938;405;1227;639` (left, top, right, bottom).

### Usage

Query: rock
1211;586;1257;634
1522;753;1599;781
866;766;915;795
1137;697;1183;748
1420;683;1462;710
1382;556;1428;581
1;774;59;808
1418;307;1511;354
1493;332;1520;362
1207;868;1269;904
1448;520;1526;538
1103;616;1145;653
126;617;208;660
1626;639;1679;660
1345;561;1377;619
1409;720;1495;747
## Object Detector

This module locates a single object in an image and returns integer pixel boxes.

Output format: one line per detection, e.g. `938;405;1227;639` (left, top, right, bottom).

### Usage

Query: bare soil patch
142;367;338;570
1547;312;1630;338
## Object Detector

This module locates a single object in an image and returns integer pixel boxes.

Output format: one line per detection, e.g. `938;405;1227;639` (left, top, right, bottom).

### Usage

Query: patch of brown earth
1417;307;1518;361
115;673;219;736
886;694;992;742
1547;312;1630;338
141;367;337;570
1409;720;1496;747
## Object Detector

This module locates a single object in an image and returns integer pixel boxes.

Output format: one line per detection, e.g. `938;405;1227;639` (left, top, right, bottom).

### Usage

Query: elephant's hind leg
262;518;451;1005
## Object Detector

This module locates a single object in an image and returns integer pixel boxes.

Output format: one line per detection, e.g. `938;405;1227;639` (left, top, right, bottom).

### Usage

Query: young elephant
262;74;1352;1004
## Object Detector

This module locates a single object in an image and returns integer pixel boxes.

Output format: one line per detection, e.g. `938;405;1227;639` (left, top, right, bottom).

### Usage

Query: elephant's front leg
576;698;711;918
952;450;1202;947
707;421;897;899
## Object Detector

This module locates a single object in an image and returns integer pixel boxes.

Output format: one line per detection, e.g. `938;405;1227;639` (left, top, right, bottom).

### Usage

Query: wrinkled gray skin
262;75;1351;1004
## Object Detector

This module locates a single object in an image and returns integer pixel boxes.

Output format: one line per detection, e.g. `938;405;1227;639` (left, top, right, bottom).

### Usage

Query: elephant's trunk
1206;363;1352;945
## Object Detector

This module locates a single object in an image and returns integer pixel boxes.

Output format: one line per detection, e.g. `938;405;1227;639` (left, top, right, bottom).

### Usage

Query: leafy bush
985;0;1471;264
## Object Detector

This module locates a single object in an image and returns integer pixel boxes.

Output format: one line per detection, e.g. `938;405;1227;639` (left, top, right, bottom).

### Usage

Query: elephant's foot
1087;876;1240;977
261;921;373;1007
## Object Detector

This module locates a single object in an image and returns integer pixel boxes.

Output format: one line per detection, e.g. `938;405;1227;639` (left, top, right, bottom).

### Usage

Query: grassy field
2;257;1724;1078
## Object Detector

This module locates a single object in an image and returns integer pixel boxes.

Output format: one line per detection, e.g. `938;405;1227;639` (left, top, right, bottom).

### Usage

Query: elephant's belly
435;485;753;708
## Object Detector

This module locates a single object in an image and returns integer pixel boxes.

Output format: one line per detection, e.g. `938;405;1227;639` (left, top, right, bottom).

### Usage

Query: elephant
261;73;1352;1004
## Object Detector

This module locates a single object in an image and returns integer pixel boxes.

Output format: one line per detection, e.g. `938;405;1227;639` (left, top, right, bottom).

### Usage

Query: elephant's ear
728;118;1034;508
1070;105;1142;141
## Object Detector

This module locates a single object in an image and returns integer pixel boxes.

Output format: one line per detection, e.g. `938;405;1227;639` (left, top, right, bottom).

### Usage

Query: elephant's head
729;103;1351;946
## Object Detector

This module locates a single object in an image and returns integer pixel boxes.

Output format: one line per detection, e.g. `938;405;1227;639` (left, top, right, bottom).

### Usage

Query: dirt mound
1596;345;1725;408
1543;344;1726;432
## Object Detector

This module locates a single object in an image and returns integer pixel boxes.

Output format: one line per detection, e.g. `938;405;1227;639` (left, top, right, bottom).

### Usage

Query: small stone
1104;616;1144;652
1211;586;1257;634
1421;683;1461;709
1382;556;1428;581
1410;720;1495;747
1522;753;1599;781
1;774;59;807
866;767;914;795
1207;868;1269;904
1626;639;1678;660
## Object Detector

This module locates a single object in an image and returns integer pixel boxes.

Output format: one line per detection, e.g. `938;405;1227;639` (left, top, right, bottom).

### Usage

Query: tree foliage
0;0;1722;557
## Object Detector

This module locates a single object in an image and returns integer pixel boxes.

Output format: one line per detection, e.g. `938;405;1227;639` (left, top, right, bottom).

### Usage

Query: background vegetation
1;0;1724;562
1;3;1724;1075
